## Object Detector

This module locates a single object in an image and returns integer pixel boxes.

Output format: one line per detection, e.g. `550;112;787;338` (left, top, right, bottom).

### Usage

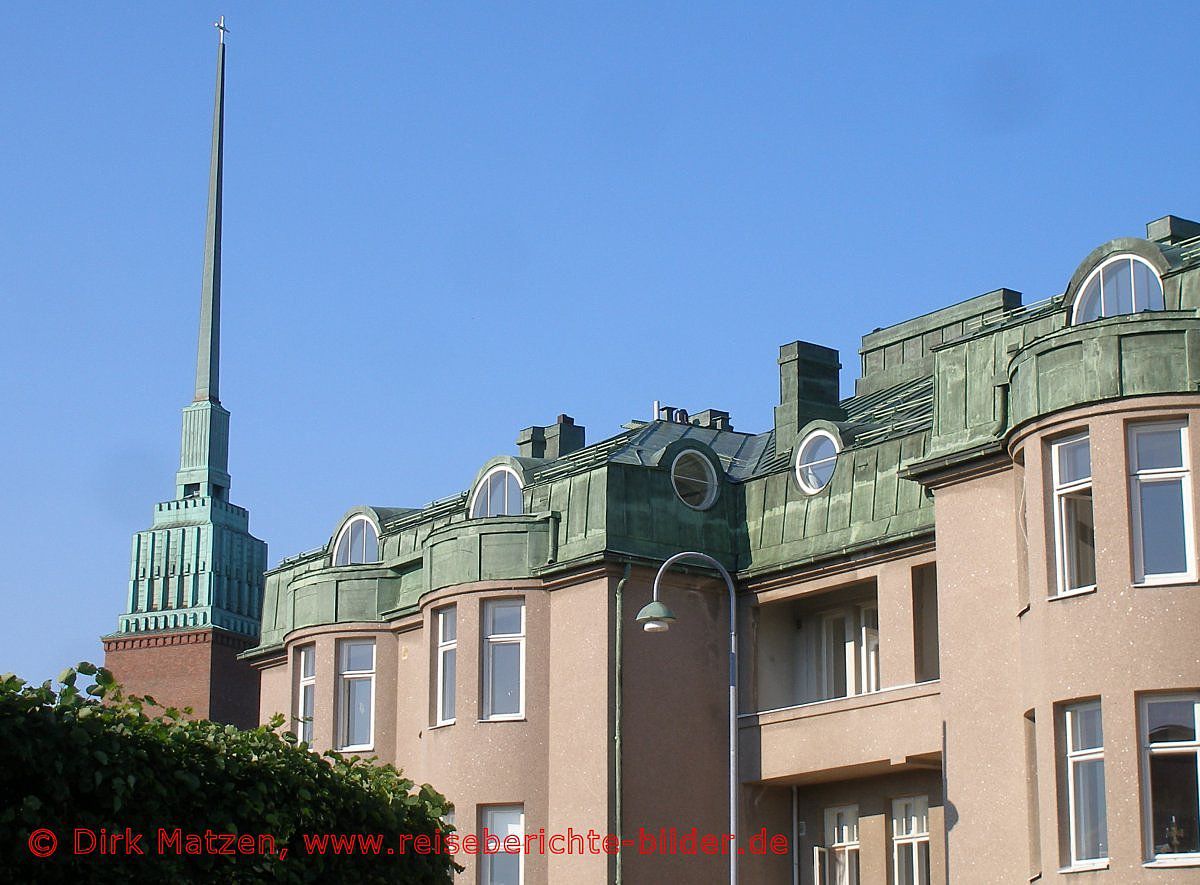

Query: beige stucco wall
930;395;1200;883
1009;396;1200;882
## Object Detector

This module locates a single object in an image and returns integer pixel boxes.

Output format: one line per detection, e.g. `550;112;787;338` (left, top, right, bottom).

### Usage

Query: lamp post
635;551;739;885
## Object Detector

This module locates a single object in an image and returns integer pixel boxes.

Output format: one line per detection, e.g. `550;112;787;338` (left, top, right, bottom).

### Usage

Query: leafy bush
0;663;456;883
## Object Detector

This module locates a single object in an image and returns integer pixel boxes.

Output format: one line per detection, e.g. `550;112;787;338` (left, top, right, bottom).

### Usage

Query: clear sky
3;2;1198;683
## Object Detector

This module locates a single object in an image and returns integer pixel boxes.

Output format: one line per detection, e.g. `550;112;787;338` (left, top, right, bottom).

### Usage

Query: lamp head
635;600;677;633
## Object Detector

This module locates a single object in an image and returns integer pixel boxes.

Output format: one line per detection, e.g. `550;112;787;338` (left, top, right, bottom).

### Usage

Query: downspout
792;785;799;885
614;563;631;885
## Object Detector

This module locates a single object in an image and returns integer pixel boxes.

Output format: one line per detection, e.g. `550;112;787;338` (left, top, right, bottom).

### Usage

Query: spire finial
214;15;229;44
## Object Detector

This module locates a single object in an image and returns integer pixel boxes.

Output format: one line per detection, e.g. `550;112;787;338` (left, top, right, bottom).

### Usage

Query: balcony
739;681;942;785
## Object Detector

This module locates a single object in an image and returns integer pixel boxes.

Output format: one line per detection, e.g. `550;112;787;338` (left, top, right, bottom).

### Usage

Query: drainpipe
614;563;631;885
792;785;799;885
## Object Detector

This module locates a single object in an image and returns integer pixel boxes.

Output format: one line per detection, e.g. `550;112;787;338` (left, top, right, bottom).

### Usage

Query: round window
795;430;839;494
671;450;719;510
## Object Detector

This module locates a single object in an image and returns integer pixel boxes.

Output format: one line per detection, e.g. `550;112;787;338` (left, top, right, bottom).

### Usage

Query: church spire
194;18;227;403
175;23;232;501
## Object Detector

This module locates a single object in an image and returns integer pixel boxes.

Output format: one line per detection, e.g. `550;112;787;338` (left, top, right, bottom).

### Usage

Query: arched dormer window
1072;255;1164;324
470;466;524;518
333;516;379;565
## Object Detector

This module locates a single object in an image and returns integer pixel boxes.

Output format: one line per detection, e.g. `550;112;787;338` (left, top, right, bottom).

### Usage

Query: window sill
336;745;374;753
428;720;455;730
1059;859;1108;873
1049;586;1097;602
1133;576;1198;589
1144;856;1200;868
478;716;526;724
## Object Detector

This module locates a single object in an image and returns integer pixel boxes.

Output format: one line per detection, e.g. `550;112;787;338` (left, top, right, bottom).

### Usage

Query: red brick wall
103;628;260;729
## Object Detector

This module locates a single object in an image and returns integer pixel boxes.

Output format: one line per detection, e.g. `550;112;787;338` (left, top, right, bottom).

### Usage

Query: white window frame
1129;421;1195;585
336;638;375;751
333;515;380;566
819;804;860;885
1064;701;1108;867
796;428;841;494
1051;432;1096;597
891;795;930;885
470;466;524;519
295;644;316;744
480;804;524;885
1140;693;1200;864
482;599;526;721
435;606;457;726
1071;254;1164;324
818;605;880;701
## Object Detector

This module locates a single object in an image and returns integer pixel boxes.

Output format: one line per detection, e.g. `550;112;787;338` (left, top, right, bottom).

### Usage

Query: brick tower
103;21;266;728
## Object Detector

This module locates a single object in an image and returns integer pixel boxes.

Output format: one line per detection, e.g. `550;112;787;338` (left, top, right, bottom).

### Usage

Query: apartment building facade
241;214;1200;883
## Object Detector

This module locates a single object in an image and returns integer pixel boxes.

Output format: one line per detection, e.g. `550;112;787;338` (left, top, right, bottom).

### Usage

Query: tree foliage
0;664;456;883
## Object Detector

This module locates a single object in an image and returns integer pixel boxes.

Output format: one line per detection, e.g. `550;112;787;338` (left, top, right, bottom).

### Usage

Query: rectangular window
435;606;457;725
819;606;880;701
296;644;315;744
1064;701;1108;865
816;805;859;885
1129;421;1195;584
336;639;374;750
480;804;524;885
1141;694;1200;861
1052;433;1096;595
892;795;930;885
483;600;525;720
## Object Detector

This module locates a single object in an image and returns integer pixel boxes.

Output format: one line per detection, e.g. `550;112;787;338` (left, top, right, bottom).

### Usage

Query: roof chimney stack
517;414;586;460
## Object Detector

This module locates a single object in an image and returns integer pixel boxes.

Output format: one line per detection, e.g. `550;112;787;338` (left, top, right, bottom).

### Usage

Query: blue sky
3;2;1198;683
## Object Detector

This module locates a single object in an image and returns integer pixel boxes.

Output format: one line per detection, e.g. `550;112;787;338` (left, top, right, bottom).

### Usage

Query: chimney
517;414;586;459
1146;214;1200;245
773;341;843;453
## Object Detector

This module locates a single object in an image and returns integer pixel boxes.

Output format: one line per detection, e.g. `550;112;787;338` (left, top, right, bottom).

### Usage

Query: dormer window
1073;255;1164;324
470;466;524;518
796;429;840;494
333;516;380;566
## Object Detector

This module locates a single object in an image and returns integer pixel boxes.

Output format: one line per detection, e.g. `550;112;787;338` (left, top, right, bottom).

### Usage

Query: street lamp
635;551;739;885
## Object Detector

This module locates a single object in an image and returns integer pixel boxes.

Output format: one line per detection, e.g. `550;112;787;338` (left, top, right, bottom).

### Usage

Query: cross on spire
214;15;230;44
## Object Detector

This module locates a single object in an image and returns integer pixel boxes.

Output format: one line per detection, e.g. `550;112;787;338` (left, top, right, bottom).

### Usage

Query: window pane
1057;438;1091;485
334;533;350;566
489;643;522;716
1073;758;1108;860
1103;259;1133;315
505;471;523;515
1077;277;1102;322
1139;480;1188;576
488;471;506;516
299;683;314;742
1148;700;1197;743
440;608;456;643
343;640;374;672
824;616;848;698
1149;753;1200;855
362;522;378;562
1134;260;1164;311
350;519;364;563
489;601;523;636
440;648;456;721
345;677;372;746
483;808;522;885
897;844;915;885
300;646;315;678
1063;490;1096;590
917;841;930;885
471;485;489;518
1070;704;1103;751
1136;428;1184;470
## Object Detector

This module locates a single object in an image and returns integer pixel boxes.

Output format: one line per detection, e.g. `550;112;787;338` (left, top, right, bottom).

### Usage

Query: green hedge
0;664;456;883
